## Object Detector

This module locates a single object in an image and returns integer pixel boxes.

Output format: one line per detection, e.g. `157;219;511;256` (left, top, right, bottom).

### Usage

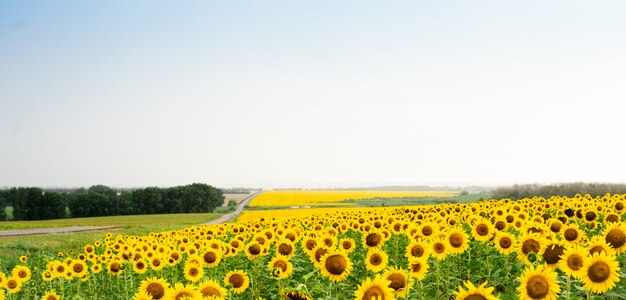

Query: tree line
490;182;626;200
0;183;224;221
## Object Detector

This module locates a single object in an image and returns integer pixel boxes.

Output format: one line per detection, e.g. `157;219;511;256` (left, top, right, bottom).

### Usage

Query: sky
1;1;625;189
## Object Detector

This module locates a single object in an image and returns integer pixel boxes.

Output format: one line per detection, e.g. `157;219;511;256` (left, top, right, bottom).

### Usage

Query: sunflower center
204;251;217;263
465;294;488;300
521;239;540;255
110;263;120;273
495;221;506;230
543;244;565;265
274;260;288;272
411;245;425;257
362;286;385;299
229;274;244;288
616;202;624;210
434;243;445;253
73;264;84;273
286;233;296;242
606;229;626;249
585;211;597;222
499;237;512;249
550;223;562;232
567;254;583;271
18;270;27;277
189;267;198;276
387;273;406;291
249;244;261;255
314;248;328;263
410;262;421;273
174;291;193;300
342;241;352;250
370;254;382;265
526;275;549;299
7;279;17;289
366;233;382;247
306;240;317;250
146;282;165;299
201;286;221;296
564;228;578;241
278;244;293;255
476;224;489;235
449;233;463;247
422;226;433;236
153;259;161;266
588;261;611;283
324;238;333;247
590;246;605;256
325;254;347;275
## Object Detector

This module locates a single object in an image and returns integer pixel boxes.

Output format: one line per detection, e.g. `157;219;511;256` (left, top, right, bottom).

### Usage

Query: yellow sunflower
132;291;153;300
362;231;385;249
447;227;470;254
430;238;448;261
580;251;620;294
365;248;389;273
164;283;201;300
268;254;293;279
405;239;430;260
407;258;430;280
6;277;21;294
587;236;615;256
339;238;356;254
542;242;566;268
201;249;222;268
183;262;204;282
319;250;353;282
198;279;227;299
0;271;6;288
454;281;499;300
602;222;626;254
558;245;587;279
383;267;412;297
471;218;495;242
138;277;170;300
517;265;560;300
561;224;585;244
41;290;61;300
275;239;296;259
517;232;546;265
353;275;396;300
493;232;516;255
244;241;265;260
11;265;31;283
224;270;250;294
70;260;88;278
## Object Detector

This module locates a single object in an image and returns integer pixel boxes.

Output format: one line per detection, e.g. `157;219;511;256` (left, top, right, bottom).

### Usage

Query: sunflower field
1;193;626;300
247;190;457;207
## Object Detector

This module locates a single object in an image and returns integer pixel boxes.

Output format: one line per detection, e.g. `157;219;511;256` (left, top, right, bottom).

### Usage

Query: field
248;190;458;207
1;193;626;299
222;193;252;206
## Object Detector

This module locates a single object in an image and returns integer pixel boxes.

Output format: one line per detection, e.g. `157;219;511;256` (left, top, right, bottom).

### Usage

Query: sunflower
244;241;265;260
6;277;21;294
309;245;330;268
302;237;318;254
107;260;123;276
365;248;389;273
383;267;412;297
139;277;170;300
430;238;448;261
165;283;201;300
587;236;614;256
561;224;584;244
602;222;626;254
283;289;313;300
268;254;293;279
0;271;6;288
353;275;396;300
41;290;61;300
447;227;469;254
493;232;516;255
224;270;250;294
517;265;560;300
407;258;429;280
132;259;148;274
41;271;54;282
418;221;439;239
542;242;566;268
275;239;296;259
405;239;430;260
558;245;587;278
19;256;27;263
91;263;102;274
319;250;353;282
11;265;31;283
199;249;221;269
362;231;385;249
339;238;356;253
198;279;227;299
517;232;546;264
0;289;4;300
471;219;495;242
319;234;337;248
454;281;499;300
183;262;204;282
580;251;620;294
132;291;153;300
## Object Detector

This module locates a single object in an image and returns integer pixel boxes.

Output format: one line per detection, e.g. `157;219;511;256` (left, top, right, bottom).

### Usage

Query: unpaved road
0;226;122;238
202;191;260;225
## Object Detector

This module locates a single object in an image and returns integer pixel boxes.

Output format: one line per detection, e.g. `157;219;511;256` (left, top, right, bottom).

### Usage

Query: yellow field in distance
247;190;457;207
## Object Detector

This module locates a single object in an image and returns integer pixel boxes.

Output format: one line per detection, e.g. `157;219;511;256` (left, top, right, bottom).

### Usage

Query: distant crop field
0;213;221;230
247;190;458;207
223;193;251;206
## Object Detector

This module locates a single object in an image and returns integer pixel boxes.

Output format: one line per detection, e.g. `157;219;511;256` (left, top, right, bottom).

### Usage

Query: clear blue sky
1;1;625;188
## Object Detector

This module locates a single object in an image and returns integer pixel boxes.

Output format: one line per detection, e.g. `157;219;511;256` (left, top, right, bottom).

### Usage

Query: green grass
0;212;221;230
0;213;222;269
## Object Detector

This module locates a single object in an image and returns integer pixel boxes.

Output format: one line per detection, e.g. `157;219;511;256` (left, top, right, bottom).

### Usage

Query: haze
1;1;625;189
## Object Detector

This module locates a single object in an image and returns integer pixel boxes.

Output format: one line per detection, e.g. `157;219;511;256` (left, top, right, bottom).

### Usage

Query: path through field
202;191;260;225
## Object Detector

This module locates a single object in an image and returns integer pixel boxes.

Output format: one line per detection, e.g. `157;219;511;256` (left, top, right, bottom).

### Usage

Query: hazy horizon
2;1;626;189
